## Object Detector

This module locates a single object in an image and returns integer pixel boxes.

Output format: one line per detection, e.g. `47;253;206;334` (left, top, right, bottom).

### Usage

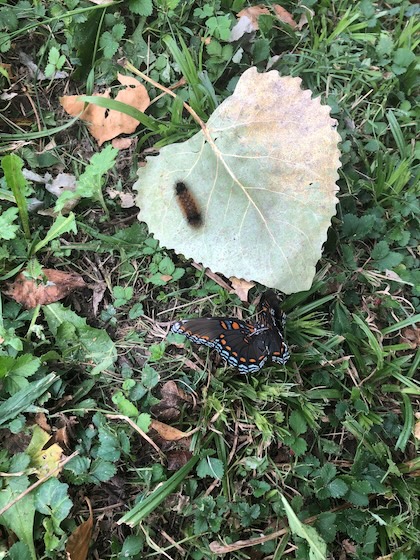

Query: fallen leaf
273;5;298;28
401;327;419;349
135;68;341;293
150;419;190;441
3;269;86;308
46;173;77;198
91;281;107;316
55;415;78;448
60;73;150;145
231;5;297;41
167;449;193;470
230;277;255;302
66;498;93;560
112;137;134;149
151;381;192;421
26;425;64;478
414;420;420;441
106;188;136;208
161;380;191;403
230;16;257;41
32;444;64;478
35;413;51;433
297;12;309;30
237;5;269;29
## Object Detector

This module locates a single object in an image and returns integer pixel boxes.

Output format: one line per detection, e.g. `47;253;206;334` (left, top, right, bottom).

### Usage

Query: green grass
0;1;419;559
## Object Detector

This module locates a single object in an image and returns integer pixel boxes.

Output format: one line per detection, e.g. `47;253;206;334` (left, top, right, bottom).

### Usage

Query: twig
106;414;165;462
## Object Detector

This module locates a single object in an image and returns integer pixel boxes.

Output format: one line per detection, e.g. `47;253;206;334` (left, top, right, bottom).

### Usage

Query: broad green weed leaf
0;207;19;240
196;457;224;479
1;154;30;239
89;458;117;483
135;68;341;293
112;391;139;417
281;494;327;560
0;477;36;560
7;542;33;560
0;373;57;426
32;212;77;254
43;303;117;373
34;478;73;528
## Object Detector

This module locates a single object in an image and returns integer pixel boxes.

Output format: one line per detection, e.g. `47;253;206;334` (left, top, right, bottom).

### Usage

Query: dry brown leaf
46;173;77;198
151;381;192;421
230;277;255;302
401;327;420;348
66;498;93;560
106;188;136;208
35;413;51;433
297;12;309;30
60;73;150;145
91;281;107;316
273;5;298;28
150;419;190;441
237;5;269;29
3;269;86;308
161;380;192;403
167;450;193;471
112;137;134;149
414;420;420;441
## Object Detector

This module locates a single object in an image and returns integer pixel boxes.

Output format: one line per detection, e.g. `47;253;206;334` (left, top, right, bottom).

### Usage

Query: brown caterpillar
175;181;203;228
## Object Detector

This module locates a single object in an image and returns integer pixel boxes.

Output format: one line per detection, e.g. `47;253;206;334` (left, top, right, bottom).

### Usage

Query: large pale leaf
135;68;341;293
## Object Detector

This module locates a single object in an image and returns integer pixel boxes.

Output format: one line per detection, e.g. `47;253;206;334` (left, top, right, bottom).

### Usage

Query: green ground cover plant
0;1;419;559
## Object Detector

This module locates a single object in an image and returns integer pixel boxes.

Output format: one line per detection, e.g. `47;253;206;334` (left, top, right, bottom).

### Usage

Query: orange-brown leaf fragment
273;5;298;28
60;73;150;145
3;269;86;308
66;498;93;560
150;419;190;441
230;277;255;302
237;5;270;30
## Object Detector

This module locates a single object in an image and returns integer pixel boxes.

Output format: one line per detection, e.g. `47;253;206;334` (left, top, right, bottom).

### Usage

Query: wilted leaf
3;269;86;308
26;425;64;478
151;380;192;421
112;137;134;149
414;417;420;441
135;68;341;293
167;450;193;471
150;419;190;441
273;5;298;28
230;277;255;301
60;73;150;145
106;189;135;208
46;173;77;198
237;6;269;29
66;498;93;560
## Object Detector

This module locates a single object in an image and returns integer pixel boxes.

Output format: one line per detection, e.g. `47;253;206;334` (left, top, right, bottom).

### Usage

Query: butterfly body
171;291;290;374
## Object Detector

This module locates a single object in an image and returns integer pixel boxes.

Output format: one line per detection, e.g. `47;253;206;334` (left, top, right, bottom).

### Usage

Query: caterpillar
175;181;203;228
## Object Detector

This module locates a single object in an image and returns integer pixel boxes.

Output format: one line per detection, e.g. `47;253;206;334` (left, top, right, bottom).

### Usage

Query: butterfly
171;290;290;374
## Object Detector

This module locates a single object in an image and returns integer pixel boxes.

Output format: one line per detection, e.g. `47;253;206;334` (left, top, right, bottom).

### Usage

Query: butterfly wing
257;294;290;365
171;291;290;373
171;317;271;373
